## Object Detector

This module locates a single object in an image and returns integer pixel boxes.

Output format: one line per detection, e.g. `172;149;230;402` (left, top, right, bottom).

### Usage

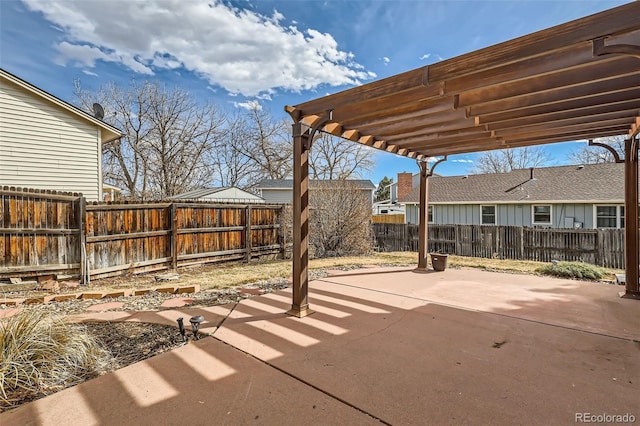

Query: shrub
0;309;111;410
309;180;374;258
536;261;607;281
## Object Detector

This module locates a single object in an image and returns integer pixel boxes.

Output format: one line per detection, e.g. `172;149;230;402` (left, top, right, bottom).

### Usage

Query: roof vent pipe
530;167;535;180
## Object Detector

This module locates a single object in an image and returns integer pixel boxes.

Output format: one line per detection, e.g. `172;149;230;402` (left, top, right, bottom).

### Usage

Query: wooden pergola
284;2;640;317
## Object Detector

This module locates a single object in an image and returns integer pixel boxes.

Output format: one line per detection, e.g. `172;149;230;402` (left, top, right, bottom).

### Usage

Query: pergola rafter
285;2;640;316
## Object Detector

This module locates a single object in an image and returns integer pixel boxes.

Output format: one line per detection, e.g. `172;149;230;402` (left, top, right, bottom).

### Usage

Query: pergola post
417;161;430;270
287;122;314;317
623;137;640;298
416;156;446;271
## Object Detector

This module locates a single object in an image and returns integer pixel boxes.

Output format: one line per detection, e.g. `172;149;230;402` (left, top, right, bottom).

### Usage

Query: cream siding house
0;68;121;201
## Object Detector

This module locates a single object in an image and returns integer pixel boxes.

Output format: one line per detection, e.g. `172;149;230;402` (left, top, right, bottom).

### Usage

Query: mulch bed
77;322;187;370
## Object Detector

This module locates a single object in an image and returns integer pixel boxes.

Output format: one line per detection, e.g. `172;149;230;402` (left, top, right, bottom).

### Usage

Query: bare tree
568;135;626;164
75;80;151;198
75;80;224;199
143;84;224;197
471;147;550;174
235;106;292;181
208;113;257;188
309;133;375;179
309;180;374;258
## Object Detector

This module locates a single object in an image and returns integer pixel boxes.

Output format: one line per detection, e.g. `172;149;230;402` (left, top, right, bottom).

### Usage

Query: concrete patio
2;267;639;425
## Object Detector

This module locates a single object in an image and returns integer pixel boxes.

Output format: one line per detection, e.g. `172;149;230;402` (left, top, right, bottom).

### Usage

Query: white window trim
593;204;624;229
532;204;552;225
428;205;434;224
480;204;497;225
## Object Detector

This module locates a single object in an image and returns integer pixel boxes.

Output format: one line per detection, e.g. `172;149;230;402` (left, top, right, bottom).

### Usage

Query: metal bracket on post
417;155;448;177
593;37;640;58
291;110;332;151
588;139;623;163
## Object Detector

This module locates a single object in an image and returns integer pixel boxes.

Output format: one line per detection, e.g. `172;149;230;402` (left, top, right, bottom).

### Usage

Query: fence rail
373;223;625;269
0;187;285;280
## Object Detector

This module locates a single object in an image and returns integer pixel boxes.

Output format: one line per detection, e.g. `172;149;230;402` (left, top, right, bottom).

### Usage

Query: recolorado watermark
575;413;636;423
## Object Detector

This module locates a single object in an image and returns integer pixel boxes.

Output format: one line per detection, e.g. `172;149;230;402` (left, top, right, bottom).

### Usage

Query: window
428;205;434;223
532;205;552;225
481;205;496;225
595;205;624;229
595;206;617;228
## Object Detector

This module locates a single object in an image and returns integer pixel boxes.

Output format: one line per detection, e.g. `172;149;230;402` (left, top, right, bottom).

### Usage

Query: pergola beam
295;67;428;115
467;74;640;116
358;108;468;136
475;87;640;125
483;101;640;130
494;120;633;141
458;57;639;108
331;85;445;124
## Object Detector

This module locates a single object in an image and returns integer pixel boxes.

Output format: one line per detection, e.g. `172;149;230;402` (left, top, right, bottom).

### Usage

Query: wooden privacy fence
1;187;285;281
373;223;625;269
372;214;405;224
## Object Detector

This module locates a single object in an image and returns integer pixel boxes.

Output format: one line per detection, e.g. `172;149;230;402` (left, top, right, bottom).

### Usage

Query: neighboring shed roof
0;68;122;143
257;179;376;190
168;187;264;201
169;187;229;199
401;162;624;204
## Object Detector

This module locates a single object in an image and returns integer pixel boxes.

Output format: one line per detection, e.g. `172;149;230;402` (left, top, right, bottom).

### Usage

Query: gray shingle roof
401;163;624;204
257;179;376;190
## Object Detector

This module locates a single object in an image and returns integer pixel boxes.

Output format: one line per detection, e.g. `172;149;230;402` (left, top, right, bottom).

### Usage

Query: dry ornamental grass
0;309;111;410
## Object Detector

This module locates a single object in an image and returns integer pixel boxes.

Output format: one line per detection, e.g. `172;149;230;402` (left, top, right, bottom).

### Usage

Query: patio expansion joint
316;278;639;343
211;335;393;426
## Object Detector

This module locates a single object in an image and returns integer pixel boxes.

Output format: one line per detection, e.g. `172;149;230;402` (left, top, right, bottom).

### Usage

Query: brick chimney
397;172;413;201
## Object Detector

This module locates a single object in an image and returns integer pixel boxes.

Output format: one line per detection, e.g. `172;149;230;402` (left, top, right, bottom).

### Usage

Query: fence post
170;203;178;271
245;205;252;262
279;205;286;259
77;195;87;284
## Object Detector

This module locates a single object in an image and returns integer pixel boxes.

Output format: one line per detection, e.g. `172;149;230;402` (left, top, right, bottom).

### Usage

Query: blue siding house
401;163;624;230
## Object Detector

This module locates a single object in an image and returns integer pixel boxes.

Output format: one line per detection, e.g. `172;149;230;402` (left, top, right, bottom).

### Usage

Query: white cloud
381;56;390;65
24;0;374;97
426;156;445;164
420;53;443;62
82;69;98;77
452;159;474;163
233;100;262;111
55;41;153;74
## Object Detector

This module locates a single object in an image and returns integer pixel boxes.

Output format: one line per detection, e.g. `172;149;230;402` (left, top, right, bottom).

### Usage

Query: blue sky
0;0;630;184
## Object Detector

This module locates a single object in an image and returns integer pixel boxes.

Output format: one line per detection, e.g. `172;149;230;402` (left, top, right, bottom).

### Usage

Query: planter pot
430;253;448;271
